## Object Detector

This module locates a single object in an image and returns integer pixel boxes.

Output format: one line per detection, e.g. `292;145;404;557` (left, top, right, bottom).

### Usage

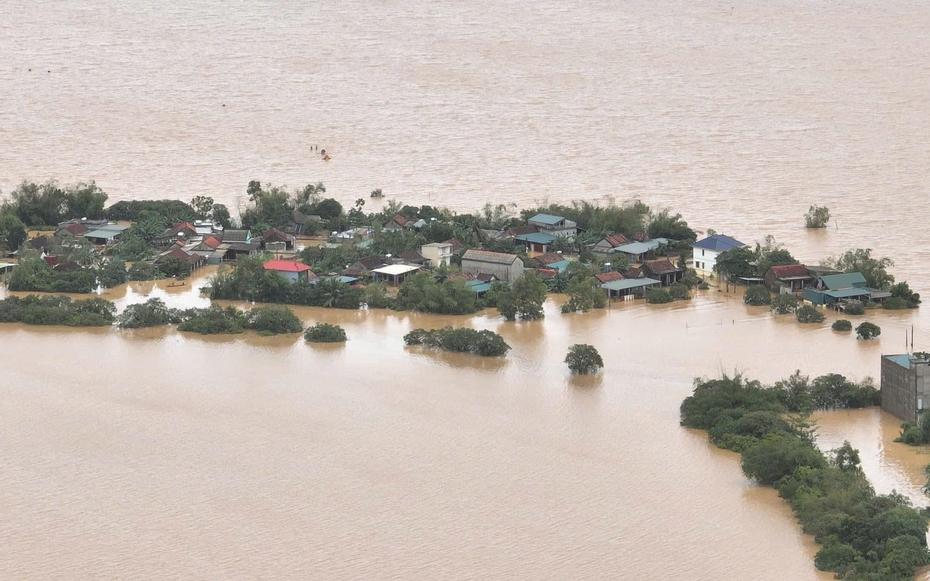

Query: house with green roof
801;272;877;306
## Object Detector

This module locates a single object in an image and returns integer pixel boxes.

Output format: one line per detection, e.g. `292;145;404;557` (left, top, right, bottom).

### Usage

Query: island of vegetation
304;323;347;343
681;372;927;581
403;326;511;357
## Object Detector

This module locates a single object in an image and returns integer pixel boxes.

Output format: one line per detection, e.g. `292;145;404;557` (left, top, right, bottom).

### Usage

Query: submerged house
461;250;524;282
263;259;316;283
527;214;577;239
641;258;683;286
764;264;814;293
691;234;746;277
801;273;873;306
590;234;631;259
601;277;662;299
881;354;930;421
83;224;130;245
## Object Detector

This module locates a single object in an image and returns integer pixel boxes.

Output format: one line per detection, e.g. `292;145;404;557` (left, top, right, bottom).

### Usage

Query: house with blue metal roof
527;213;577;240
691;234;747;277
515;232;557;253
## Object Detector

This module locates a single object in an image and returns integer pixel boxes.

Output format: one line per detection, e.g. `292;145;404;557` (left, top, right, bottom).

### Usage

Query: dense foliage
743;285;772;306
856;322;881;340
564;344;604;374
832;319;852;331
885;282;920;309
0;295;115;326
394;273;477;314
5;257;97;293
404;326;511;357
243;305;303;335
844;300;865;315
209;255;363;309
644;288;673;304
825;249;895;290
97;259;128;289
0;209;27;251
116;298;181;328
560;264;607;313
177;306;247;334
681;373;926;581
496;272;547;321
771;293;799;314
304;323;347;343
796;305;825;324
4;180;108;226
896;413;930;446
804;205;831;228
668;281;691;301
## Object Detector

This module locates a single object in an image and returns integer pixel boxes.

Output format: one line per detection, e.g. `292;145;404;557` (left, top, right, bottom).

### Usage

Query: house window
701;249;705;256
920;398;924;411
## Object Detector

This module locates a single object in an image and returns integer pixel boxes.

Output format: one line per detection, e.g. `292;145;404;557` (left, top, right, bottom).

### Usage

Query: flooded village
5;0;930;579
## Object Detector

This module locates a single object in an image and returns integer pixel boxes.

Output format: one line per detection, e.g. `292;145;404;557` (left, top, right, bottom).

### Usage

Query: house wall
692;247;720;276
880;356;930;421
421;244;453;268
461;257;525;282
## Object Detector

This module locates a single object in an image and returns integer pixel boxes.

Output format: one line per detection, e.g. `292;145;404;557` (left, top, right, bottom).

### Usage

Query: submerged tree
804;205;831;228
565;344;604;375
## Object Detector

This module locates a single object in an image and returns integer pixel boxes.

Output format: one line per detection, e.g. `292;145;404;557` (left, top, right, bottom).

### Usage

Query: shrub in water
565;344;604;374
743;285;772;306
304;323;347;343
855;322;881;340
796;305;825;324
843;300;865;315
771;294;799;314
831;319;852;332
645;288;673;304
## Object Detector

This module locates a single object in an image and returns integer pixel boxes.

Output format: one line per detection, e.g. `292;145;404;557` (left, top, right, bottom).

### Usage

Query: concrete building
421;242;453;268
371;264;421;286
881;354;930;421
691;234;746;277
461;250;525;282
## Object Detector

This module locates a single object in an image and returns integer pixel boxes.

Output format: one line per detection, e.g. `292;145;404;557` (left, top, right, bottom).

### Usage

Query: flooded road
3;0;930;578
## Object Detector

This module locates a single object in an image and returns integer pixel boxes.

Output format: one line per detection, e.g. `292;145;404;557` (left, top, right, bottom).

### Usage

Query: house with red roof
641;258;684;286
594;271;624;285
764;264;814;293
590;234;631;259
264;259;317;283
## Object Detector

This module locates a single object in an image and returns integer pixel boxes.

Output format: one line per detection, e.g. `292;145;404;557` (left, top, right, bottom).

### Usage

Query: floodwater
2;0;930;579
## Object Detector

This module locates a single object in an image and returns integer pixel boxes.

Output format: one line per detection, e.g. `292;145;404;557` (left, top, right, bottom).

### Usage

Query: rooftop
887;354;913;370
528;213;565;226
692;234;746;252
820;272;867;290
595;271;624;284
372;264;422;276
547;260;572;273
601;277;662;291
515;232;557;244
462;249;521;265
769;264;812;279
603;234;630;247
643;258;681;275
264;259;312;273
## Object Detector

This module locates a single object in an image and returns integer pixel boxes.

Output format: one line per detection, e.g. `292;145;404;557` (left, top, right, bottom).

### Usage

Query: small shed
371;264;421;286
515;232;556;253
601;277;662;298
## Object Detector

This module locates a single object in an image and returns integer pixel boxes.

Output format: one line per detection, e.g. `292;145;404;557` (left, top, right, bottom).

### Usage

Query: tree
8;180;66;225
831;441;861;472
645;288;673;304
856;322;881;340
116;298;180;328
97;259;128;289
0;210;27;251
565;344;604;374
561;277;607;313
832;319;852;331
771;294;799;314
63;181;108;219
668;282;691;300
753;236;798;276
804;205;831;228
190;195;215;218
886;282;921;309
714;247;756;281
646;209;696;241
304;323;347;343
843;300;865;315
211;203;232;229
497;272;547;321
314;198;343;221
740;434;826;486
245;305;303;335
824;248;894;289
403;327;510;356
743;285;772;306
796;305;825;324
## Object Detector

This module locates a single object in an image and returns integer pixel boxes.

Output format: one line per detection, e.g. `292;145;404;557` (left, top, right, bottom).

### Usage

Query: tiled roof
202;236;221;249
624;266;644;279
476;273;497;282
444;239;465;252
769;264;811;279
400;251;425;262
643;259;681;275
595;271;624;284
356;256;387;271
264;259;312;273
262;227;294;242
462;249;520;265
604;234;629;247
534;253;564;266
630;232;648;242
508;225;539;236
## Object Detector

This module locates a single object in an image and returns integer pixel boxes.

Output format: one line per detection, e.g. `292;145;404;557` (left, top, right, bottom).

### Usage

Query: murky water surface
2;1;930;579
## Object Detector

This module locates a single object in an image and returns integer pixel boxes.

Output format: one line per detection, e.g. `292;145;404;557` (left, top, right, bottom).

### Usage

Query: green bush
645;288;673;304
403;326;510;357
245;305;303;335
831;319;852;331
668;282;691;301
177;306;246;334
116;298;180;328
304;323;347;343
796;305;825;324
771;294;799;314
856;322;881;340
127;262;157;281
97;259;128;289
888;281;920;308
0;295;115;326
743;285;772;306
565;344;604;374
698;282;709;290
843;300;865;315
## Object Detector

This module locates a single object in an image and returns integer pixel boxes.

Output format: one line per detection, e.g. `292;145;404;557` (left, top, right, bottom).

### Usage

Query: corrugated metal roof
462;250;520;265
601;277;662;291
516;232;556;244
547;260;572;273
820;272;867;290
465;280;492;293
528;213;565;225
823;288;871;298
372;264;421;276
615;241;652;255
692;234;746;252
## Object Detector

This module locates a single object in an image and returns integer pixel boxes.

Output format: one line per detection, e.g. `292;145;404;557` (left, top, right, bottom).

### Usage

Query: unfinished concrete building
881;354;930;421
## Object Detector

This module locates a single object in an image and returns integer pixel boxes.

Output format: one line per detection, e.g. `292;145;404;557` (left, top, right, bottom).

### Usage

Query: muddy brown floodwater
3;0;930;578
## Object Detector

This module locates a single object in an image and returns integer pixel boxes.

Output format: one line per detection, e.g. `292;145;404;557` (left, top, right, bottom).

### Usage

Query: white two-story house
692;234;746;277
